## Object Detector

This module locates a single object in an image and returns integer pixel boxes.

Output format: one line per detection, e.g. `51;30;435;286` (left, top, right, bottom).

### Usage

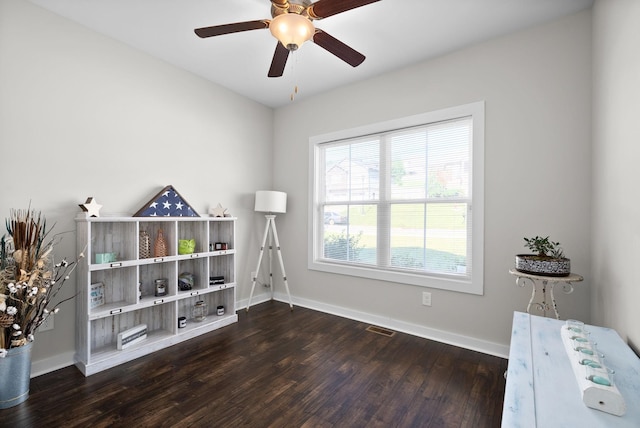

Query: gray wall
592;0;640;352
273;10;592;353
7;0;638;374
0;0;274;374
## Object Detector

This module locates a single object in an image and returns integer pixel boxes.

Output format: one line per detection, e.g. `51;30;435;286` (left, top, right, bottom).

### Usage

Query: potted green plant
515;236;571;277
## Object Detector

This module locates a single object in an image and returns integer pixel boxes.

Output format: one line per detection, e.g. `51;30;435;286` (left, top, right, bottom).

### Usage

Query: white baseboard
31;292;508;378
31;351;76;378
237;293;272;311
267;291;510;359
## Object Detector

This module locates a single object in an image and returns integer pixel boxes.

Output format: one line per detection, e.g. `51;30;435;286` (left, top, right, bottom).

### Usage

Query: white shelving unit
74;215;237;376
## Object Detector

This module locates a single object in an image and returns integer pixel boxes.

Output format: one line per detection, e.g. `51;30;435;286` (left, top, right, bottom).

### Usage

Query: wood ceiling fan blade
307;0;380;19
194;20;269;38
268;42;290;77
313;30;365;67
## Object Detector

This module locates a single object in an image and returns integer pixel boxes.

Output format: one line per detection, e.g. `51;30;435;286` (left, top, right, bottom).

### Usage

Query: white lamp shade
255;191;287;213
269;13;315;50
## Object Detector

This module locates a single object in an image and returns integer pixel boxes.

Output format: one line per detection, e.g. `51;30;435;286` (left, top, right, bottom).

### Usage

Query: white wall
592;0;640;352
0;0;274;373
273;10;593;353
1;0;604;373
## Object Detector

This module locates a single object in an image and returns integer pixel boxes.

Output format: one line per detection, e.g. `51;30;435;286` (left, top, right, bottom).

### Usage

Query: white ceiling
29;0;594;108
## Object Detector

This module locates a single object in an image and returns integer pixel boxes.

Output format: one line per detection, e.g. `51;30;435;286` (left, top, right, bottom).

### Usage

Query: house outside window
308;102;484;295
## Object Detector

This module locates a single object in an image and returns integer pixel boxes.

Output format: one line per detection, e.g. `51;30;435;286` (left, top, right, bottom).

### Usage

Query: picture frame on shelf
90;282;105;309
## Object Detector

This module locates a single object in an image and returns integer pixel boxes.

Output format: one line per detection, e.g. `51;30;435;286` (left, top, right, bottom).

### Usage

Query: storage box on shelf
75;214;238;376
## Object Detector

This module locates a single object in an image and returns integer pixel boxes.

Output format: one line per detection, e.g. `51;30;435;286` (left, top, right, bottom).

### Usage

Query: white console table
509;269;583;319
502;312;640;427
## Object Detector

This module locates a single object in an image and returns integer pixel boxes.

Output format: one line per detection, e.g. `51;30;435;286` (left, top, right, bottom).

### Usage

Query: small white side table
509;269;583;319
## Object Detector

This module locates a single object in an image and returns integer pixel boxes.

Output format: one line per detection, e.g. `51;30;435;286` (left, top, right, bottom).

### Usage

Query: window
308;102;484;294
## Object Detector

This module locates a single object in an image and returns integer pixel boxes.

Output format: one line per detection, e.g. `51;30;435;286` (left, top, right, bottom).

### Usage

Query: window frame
308;101;484;295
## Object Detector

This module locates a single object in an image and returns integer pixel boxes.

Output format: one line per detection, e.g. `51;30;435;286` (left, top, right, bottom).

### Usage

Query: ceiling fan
194;0;381;78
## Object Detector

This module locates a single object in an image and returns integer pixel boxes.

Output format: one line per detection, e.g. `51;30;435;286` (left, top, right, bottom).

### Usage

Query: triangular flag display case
134;185;199;217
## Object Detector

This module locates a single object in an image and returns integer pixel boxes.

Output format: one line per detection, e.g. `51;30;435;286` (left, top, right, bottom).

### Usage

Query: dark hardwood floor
2;301;508;427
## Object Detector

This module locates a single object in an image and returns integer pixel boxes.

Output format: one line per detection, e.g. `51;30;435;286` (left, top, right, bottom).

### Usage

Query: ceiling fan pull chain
290;51;299;101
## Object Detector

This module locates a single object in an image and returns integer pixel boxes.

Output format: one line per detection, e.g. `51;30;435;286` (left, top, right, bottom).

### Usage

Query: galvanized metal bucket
0;342;32;409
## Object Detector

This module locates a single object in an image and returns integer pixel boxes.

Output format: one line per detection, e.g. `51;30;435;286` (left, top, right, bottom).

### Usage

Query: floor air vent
366;325;396;337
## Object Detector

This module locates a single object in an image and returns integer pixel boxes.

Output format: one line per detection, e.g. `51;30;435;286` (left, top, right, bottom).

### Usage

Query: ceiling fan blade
194;20;269;38
307;0;380;19
313;30;365;67
268;42;290;77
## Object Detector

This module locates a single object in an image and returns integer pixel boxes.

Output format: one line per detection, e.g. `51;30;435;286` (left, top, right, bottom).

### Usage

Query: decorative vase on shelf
154;229;168;258
0;341;33;409
139;229;151;259
193;300;207;322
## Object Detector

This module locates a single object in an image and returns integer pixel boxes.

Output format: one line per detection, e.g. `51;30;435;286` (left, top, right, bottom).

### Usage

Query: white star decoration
209;203;228;217
79;197;102;217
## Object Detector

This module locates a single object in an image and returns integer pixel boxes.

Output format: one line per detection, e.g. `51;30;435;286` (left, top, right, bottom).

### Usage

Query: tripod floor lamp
246;190;293;312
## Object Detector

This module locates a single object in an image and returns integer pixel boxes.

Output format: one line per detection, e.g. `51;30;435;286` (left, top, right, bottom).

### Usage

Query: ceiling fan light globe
270;13;314;51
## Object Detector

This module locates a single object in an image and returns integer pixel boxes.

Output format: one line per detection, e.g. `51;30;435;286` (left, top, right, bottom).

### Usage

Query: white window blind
309;102;484;294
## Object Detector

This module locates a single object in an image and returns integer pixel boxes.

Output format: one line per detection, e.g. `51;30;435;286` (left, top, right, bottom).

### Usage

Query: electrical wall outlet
422;291;432;307
40;314;54;332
